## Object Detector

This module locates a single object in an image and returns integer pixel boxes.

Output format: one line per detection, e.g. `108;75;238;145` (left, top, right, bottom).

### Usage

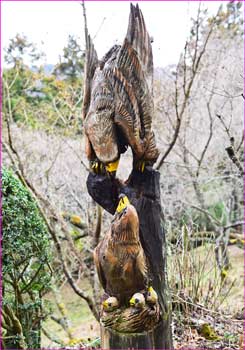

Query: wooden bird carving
83;4;159;174
93;196;147;304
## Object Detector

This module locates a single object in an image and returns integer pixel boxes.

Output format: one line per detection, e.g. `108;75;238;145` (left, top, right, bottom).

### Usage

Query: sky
2;1;224;68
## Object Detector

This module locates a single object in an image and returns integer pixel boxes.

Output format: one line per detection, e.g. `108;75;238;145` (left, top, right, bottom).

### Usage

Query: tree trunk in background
87;168;173;349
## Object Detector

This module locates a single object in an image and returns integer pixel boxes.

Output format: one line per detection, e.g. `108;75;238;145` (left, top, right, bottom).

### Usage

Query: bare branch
3;140;99;321
225;146;244;177
182;200;222;227
224;220;244;231
156;18;215;170
196;100;213;177
93;204;102;248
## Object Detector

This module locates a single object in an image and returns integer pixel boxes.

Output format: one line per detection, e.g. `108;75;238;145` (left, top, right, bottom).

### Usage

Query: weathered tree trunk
101;327;156;349
87;168;173;349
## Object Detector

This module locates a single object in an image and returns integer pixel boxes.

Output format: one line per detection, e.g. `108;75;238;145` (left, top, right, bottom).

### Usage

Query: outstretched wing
125;3;153;92
82;34;98;120
113;4;156;160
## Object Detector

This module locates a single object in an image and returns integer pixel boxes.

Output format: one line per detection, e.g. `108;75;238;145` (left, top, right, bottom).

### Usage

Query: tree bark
87;167;173;349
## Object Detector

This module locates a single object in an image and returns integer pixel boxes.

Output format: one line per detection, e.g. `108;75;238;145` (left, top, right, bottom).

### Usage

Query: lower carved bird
83;4;159;175
93;195;147;304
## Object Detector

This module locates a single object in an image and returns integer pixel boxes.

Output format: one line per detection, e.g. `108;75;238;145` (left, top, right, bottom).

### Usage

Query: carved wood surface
87;168;173;349
101;303;160;333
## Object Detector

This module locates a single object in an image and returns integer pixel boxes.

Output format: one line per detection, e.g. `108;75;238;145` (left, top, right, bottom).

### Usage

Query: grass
42;282;99;348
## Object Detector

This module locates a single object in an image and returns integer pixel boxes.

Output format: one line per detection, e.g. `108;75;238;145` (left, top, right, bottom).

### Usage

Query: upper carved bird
83;3;159;175
93;195;147;304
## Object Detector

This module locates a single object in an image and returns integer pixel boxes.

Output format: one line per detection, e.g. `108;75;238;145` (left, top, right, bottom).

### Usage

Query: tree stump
87;167;173;349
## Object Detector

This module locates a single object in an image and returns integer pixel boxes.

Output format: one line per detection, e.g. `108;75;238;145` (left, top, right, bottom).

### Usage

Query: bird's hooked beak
129;297;136;306
116;195;130;213
102;300;108;308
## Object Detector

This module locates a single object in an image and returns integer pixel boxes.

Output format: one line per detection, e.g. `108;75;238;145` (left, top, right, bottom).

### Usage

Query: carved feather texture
93;205;147;303
83;4;159;164
82;34;98;120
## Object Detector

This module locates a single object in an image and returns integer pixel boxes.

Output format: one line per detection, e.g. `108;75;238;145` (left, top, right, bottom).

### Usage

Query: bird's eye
103;255;106;260
135;298;139;303
108;303;111;307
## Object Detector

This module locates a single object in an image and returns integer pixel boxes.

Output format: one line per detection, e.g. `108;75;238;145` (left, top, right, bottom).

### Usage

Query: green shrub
2;168;52;349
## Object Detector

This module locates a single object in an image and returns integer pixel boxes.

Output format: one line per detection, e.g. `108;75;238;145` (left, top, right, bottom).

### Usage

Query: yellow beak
102;301;108;307
129;298;135;306
116;196;130;213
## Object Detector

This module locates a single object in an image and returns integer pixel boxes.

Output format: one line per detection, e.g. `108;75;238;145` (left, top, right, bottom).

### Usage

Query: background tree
53;35;85;84
2;1;244;348
154;1;243;262
3;34;83;132
4;33;44;68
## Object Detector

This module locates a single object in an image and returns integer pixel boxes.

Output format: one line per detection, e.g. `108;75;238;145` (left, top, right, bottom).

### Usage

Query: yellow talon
116;195;130;213
135;160;145;172
105;159;119;173
141;161;145;172
91;161;103;174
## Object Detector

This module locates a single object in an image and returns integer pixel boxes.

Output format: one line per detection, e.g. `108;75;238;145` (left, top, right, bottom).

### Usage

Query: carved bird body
93;199;147;304
83;4;159;173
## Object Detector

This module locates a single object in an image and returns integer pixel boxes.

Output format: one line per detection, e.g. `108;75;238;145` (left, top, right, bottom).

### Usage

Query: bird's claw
135;160;146;172
105;159;120;174
91;160;104;174
91;159;119;175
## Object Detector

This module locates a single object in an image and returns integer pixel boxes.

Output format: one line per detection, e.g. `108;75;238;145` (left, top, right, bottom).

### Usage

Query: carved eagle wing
114;4;158;162
82;34;98;121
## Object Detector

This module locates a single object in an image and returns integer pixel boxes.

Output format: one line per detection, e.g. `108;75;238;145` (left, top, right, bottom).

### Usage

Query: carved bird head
102;296;119;312
129;293;146;308
146;286;158;304
111;196;139;241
